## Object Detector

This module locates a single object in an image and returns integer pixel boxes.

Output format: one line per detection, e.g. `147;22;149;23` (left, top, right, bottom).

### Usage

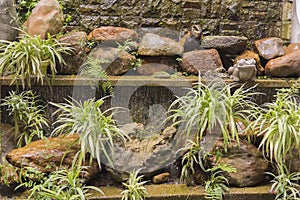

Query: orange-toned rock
23;0;64;39
283;43;300;54
6;134;80;172
181;49;223;75
234;50;264;75
152;172;170;184
265;51;300;77
254;37;284;60
88;26;138;44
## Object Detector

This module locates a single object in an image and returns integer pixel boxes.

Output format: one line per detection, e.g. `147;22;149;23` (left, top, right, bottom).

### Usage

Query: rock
88;46;136;75
6;134;100;181
138;33;184;56
137;56;179;75
234;50;264;75
137;63;175;75
105;126;178;182
0;0;18;41
23;0;64;39
179;25;203;52
181;49;223;75
283;43;300;54
202;36;247;55
58;31;87;75
287;148;300;173
88;26;138;46
208;139;269;187
1;123;16;161
228;59;257;81
265;51;300;77
254;37;285;60
152;172;170;184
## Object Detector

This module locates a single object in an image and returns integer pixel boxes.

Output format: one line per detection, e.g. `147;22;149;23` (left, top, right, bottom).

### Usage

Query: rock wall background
60;0;293;43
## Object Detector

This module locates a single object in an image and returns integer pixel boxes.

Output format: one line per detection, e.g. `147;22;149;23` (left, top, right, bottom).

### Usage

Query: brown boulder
152;172;170;184
283;43;300;54
88;26;138;46
23;0;64;39
137;56;178;75
254;37;285;60
0;0;19;41
181;49;223;75
265;51;300;77
138;33;184;56
6;135;81;172
209;139;269;187
58;31;87;75
88;47;136;75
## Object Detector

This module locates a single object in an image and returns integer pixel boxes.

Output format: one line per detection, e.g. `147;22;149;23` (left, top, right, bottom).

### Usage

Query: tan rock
23;0;64;39
152;172;170;184
138;33;184;56
254;37;285;60
265;51;300;77
283;43;300;54
181;49;223;75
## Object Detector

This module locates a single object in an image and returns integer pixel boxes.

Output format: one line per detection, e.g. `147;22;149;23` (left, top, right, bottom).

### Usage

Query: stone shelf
0;75;298;88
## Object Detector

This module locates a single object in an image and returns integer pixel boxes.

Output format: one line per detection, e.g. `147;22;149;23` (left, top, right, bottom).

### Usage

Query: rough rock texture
209;139;269;187
283;43;300;54
254;37;285;60
106;125;179;182
1;123;16;161
137;56;178;75
234;50;264;75
0;0;18;41
23;0;64;39
228;58;257;82
6;135;81;172
265;51;300;77
202;36;247;54
58;31;87;75
88;26;138;46
181;49;223;75
88;46;136;75
138;33;184;56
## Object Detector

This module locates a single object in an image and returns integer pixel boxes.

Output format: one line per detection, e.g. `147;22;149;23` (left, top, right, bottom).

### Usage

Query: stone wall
61;0;293;42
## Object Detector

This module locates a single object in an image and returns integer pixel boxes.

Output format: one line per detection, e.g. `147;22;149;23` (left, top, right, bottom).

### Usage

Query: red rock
265;51;300;77
254;37;284;60
23;0;64;39
181;49;223;75
88;26;138;44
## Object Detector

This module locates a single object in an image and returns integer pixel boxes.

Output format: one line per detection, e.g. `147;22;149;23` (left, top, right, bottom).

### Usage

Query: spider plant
51;97;129;169
205;164;236;200
267;165;300;200
26;162;103;200
80;57;113;94
168;75;259;150
249;85;300;165
0;31;72;88
121;169;148;200
1;90;48;147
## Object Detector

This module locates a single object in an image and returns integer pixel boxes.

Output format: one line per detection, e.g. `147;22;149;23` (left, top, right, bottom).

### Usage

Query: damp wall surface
61;0;293;42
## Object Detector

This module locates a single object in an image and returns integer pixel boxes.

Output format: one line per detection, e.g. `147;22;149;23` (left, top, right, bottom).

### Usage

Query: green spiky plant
121;169;148;200
51;97;129;169
168;76;259;150
267;165;300;200
205;164;236;200
249;85;300;166
80;57;113;94
0;31;72;88
25;158;103;200
1;90;48;147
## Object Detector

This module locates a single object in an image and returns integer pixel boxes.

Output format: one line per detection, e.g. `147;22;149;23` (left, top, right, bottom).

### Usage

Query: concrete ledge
88;184;274;200
0;75;299;88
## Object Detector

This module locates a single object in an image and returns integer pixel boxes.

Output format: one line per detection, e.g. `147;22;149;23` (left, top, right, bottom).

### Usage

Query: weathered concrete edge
0;75;298;88
88;184;274;200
